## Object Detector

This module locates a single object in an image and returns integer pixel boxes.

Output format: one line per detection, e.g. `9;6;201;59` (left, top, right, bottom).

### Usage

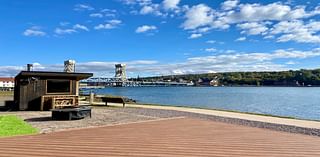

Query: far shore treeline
139;69;320;87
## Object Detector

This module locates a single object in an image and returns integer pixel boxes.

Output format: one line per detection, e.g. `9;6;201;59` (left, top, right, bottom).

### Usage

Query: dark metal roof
15;71;93;80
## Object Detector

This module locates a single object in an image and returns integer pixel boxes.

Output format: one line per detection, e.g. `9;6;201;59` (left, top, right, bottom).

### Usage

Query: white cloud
1;48;320;76
73;24;89;31
163;0;180;10
182;4;214;30
205;48;217;52
59;22;70;26
206;40;216;44
101;9;117;13
74;4;94;11
206;40;224;44
224;3;320;23
55;28;77;35
179;1;320;40
271;20;320;43
188;33;202;39
135;25;157;33
122;0;186;17
101;9;117;17
236;37;246;41
139;4;163;16
140;5;155;14
237;22;269;35
121;0;152;6
94;24;113;30
221;0;239;10
286;61;298;65
90;13;103;18
277;32;320;43
54;24;88;35
184;48;320;72
0;66;25;77
94;20;122;30
23;27;46;37
109;20;122;25
122;0;320;43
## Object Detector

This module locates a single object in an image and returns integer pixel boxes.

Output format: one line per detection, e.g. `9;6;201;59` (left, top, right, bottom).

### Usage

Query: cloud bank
2;48;320;77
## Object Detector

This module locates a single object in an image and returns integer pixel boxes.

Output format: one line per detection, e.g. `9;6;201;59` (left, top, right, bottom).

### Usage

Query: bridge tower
64;60;76;73
115;64;127;86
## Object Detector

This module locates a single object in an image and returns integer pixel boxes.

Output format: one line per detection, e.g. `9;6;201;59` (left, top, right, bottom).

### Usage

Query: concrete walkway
105;103;320;130
0;117;319;157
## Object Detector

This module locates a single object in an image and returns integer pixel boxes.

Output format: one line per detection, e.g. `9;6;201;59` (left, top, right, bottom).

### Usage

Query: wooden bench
101;97;126;107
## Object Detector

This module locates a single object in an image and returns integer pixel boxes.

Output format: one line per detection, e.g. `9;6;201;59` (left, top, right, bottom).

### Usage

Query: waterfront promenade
124;103;320;130
0;117;319;157
92;102;320;136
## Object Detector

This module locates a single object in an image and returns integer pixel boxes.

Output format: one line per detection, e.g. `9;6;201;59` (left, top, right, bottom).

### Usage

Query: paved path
106;103;320;130
0;117;319;157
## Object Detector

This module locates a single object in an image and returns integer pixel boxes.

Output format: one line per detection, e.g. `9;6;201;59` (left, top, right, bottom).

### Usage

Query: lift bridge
80;77;139;87
80;64;191;87
80;64;134;87
80;77;191;87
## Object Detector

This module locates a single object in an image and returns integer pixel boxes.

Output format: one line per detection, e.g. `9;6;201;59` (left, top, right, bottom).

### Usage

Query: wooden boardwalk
0;117;319;157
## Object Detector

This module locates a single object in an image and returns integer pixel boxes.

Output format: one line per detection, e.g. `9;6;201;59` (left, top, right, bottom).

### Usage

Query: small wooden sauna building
14;71;93;111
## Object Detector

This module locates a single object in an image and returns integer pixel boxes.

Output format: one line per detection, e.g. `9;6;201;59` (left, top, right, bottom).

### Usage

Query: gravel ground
0;107;160;133
1;106;319;137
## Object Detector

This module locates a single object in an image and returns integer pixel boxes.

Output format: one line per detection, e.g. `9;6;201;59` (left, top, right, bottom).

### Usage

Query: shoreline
136;102;318;121
89;101;320;122
93;102;320;136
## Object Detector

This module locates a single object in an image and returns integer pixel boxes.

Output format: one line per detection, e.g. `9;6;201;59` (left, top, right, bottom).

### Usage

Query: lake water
89;87;320;121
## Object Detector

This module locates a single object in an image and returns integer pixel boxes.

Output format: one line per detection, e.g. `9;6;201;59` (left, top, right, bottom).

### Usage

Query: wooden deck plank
0;118;319;157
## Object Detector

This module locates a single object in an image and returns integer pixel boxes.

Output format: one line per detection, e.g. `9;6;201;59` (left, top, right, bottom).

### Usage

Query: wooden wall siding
17;79;78;110
71;80;77;95
19;79;45;110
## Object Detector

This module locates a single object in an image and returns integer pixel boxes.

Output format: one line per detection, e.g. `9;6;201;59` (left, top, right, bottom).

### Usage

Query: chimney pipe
27;64;33;71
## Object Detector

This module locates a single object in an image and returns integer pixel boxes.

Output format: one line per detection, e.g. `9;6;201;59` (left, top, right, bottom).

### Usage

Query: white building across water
0;78;14;91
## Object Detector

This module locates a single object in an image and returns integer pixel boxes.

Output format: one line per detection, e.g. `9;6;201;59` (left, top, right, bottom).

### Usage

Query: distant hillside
140;69;320;86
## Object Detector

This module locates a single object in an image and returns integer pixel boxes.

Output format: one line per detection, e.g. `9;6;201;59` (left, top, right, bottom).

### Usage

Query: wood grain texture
0;118;319;157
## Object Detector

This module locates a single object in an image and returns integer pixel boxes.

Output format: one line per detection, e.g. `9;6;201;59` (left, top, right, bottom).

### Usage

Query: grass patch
0;115;38;137
0;91;13;96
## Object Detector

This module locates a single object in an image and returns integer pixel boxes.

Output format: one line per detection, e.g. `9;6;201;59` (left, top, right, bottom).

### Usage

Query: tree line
140;69;320;86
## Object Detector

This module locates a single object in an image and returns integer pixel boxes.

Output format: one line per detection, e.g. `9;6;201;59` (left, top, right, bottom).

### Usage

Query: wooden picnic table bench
101;97;126;107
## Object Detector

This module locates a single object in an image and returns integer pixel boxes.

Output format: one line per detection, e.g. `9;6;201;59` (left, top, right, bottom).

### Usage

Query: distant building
198;78;211;86
210;80;219;86
0;78;14;91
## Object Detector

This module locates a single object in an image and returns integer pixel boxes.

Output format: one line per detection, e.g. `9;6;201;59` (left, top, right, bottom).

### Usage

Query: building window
46;80;71;93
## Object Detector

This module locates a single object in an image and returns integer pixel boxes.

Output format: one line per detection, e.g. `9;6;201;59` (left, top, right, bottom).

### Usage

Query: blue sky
1;0;320;77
